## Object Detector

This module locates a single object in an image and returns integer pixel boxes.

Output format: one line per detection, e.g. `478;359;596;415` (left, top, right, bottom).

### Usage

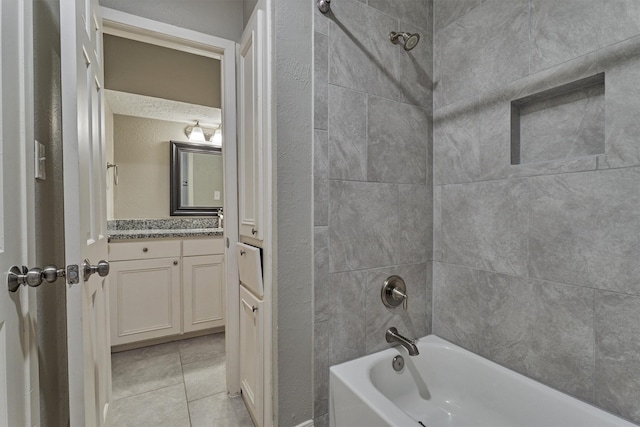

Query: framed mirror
170;141;223;216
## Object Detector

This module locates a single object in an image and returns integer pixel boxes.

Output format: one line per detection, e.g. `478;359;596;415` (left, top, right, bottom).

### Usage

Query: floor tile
112;352;183;400
179;333;225;365
183;354;226;402
112;384;190;427
188;393;254;427
110;333;253;426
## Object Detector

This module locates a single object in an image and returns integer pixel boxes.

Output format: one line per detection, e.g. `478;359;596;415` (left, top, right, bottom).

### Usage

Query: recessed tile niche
511;73;605;165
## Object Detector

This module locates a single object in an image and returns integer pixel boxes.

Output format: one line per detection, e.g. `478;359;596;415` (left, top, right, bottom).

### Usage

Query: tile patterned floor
111;333;254;427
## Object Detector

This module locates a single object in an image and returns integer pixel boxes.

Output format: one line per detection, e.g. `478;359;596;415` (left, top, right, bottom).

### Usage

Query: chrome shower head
390;31;420;51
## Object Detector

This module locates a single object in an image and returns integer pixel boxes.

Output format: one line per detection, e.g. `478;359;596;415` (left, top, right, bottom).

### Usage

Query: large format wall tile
601;35;640;169
314;130;329;226
530;0;640;73
314;32;328;130
434;0;529;108
314;320;330;418
397;184;432;264
394;21;434;109
518;83;605;164
433;96;480;185
430;0;640;422
364;263;431;354
529;0;601;73
440;179;529;276
368;0;431;31
595;292;640;425
433;0;485;34
432;263;486;354
329;181;398;273
478;52;600;181
328;270;367;365
328;85;367;181
314;4;329;36
433;263;595;401
599;0;640;48
368;96;429;184
314;227;329;322
432;186;442;261
328;0;401;102
528;168;640;296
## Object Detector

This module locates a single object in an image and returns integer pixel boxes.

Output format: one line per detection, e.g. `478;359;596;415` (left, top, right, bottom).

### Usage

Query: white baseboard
294;421;314;427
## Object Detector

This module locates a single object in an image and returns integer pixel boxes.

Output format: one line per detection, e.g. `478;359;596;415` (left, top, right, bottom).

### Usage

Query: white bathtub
329;335;637;427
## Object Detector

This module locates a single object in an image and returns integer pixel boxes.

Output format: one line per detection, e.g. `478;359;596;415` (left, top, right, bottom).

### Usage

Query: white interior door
60;0;112;425
0;0;38;425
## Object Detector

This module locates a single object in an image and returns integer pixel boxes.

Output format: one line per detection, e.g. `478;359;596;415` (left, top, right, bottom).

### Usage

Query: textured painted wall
243;0;258;27
432;0;640;423
98;0;244;42
276;0;314;425
33;0;69;425
312;1;433;425
112;115;188;219
103;34;222;109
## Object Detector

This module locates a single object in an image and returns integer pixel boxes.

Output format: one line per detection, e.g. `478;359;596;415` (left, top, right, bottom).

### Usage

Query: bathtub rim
329;334;639;427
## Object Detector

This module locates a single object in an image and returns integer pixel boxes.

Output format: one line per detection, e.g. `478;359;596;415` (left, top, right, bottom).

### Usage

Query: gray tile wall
433;0;640;424
313;0;433;424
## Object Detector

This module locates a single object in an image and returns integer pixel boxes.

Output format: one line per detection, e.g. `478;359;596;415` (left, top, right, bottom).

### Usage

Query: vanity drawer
109;240;182;261
183;237;224;256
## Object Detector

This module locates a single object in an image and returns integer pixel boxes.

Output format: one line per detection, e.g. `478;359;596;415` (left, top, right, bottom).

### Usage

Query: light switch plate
214;191;221;200
35;140;46;180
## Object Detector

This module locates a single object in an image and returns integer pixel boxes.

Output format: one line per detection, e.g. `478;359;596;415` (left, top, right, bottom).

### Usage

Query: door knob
7;265;67;292
83;259;110;281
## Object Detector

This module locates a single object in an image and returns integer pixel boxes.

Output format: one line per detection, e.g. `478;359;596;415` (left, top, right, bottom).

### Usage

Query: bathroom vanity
108;220;224;347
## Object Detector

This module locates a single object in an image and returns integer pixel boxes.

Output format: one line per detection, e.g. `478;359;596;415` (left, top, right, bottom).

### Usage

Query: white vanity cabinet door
110;257;181;346
240;285;264;426
183;254;225;332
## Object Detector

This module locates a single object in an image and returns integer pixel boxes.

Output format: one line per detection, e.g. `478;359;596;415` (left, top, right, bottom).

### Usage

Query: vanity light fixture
186;121;206;143
210;126;222;147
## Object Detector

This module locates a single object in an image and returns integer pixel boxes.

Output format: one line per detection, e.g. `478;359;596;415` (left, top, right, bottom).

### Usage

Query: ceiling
105;90;222;128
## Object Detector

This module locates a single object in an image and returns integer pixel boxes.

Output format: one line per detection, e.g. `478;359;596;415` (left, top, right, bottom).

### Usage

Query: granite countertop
107;218;223;241
108;228;224;241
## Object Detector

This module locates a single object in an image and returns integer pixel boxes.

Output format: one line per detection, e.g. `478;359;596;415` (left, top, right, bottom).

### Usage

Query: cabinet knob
173;260;179;266
142;247;148;252
251;228;257;235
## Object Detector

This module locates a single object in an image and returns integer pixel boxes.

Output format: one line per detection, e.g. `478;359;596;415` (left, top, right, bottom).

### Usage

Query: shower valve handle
381;275;408;311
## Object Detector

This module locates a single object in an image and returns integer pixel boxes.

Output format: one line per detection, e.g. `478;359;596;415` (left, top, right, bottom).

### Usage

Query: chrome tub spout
385;327;419;356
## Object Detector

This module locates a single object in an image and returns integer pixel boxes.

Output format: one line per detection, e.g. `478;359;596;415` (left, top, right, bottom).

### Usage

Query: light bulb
189;122;206;142
211;128;222;147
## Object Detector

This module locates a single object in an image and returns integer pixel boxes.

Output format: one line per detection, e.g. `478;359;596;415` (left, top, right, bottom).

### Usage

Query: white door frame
99;7;242;395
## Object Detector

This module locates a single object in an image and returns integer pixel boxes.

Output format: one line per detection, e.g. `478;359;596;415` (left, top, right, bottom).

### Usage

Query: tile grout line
179;349;192;427
112;380;184;403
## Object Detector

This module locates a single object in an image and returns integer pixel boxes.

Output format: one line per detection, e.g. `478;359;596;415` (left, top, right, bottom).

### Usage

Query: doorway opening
101;8;242;425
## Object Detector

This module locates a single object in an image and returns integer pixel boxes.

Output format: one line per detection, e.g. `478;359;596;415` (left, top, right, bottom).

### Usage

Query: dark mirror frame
170;141;222;216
